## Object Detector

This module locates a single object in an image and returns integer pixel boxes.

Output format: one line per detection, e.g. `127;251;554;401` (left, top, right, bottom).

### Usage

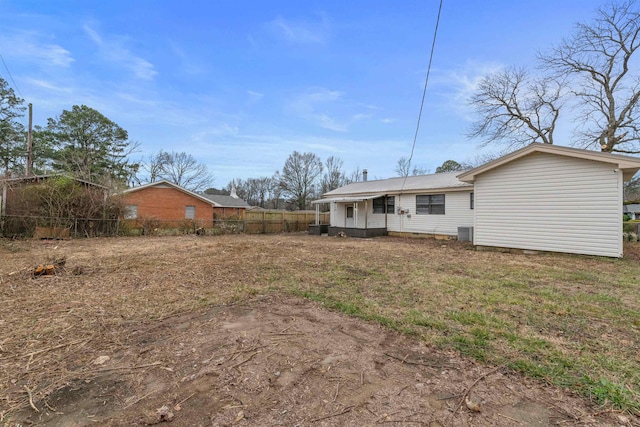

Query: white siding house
314;144;640;257
313;172;474;238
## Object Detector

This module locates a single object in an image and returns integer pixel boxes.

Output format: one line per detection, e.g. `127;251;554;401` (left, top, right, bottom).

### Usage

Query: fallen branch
229;351;259;370
124;390;157;409
24;385;39;412
22;338;89;359
310;406;353;423
450;365;506;421
92;361;163;373
497;413;522;424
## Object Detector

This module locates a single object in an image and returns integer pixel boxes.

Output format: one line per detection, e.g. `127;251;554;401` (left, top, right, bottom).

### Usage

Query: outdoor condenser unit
457;226;473;242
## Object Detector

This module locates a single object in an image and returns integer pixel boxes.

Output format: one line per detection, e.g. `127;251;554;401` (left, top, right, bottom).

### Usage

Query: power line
401;0;443;189
0;52;25;99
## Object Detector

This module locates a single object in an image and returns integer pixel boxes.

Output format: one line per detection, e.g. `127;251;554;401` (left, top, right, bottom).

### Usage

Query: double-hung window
372;196;395;214
416;194;445;215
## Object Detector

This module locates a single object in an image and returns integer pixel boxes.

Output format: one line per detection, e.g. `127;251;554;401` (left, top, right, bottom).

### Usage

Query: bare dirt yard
1;234;638;426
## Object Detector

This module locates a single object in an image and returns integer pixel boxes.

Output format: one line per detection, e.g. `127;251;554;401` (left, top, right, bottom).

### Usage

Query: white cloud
246;90;264;105
167;40;207;75
23;77;72;92
83;24;157;80
434;61;504;121
287;87;371;132
267;14;329;44
0;31;74;67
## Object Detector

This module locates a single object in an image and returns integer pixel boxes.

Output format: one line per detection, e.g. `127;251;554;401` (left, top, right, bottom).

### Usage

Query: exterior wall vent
458;226;474;242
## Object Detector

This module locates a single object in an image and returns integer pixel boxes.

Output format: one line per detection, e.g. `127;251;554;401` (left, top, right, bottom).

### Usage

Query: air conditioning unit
458;226;473;242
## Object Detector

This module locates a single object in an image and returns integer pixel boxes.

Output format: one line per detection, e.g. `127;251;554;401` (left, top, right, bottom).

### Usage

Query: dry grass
1;234;639;419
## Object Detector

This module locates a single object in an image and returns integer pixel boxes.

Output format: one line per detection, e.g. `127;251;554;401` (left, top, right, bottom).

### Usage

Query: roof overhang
458;143;640;183
311;194;384;204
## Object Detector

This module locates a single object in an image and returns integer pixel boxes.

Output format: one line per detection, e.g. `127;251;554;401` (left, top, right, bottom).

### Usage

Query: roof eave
457;143;640;183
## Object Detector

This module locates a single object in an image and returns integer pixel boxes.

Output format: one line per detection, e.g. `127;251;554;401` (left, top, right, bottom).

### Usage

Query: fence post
262;211;266;234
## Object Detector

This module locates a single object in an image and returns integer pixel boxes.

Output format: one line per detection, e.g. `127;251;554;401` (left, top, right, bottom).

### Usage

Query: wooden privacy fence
243;210;330;234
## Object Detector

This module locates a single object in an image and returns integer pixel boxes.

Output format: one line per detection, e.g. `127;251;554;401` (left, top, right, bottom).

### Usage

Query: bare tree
280;151;323;210
320;156;348;194
347;166;362;183
395;157;411;177
253;176;272;208
142;151;166;183
143;150;213;191
395;156;429;177
541;1;640;153
468;67;564;148
269;171;284;209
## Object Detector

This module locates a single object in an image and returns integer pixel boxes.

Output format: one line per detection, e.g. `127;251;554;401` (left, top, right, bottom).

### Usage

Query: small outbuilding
314;144;640;257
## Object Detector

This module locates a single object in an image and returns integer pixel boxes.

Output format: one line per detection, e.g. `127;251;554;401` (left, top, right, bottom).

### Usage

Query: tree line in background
219;152;363;210
1;77;466;212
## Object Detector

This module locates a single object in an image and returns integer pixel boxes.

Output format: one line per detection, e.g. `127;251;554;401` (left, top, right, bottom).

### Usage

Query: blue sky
0;0;607;187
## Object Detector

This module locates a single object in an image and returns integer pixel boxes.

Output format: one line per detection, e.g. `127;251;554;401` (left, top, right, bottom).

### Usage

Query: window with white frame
470;192;474;209
416;194;445;215
185;205;196;219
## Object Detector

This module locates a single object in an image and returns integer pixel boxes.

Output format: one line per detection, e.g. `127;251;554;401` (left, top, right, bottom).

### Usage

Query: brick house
120;180;250;227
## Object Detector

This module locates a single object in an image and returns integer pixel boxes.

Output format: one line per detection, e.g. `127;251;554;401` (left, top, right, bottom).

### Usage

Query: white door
345;205;355;227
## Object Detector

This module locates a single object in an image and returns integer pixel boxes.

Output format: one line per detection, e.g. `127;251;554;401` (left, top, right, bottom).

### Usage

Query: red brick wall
123;187;214;221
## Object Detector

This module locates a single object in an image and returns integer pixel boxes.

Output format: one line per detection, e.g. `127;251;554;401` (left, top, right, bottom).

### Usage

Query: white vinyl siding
330;191;474;235
391;191;473;235
474;152;622;257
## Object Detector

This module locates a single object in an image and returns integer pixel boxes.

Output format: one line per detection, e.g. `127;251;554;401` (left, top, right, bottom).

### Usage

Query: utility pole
26;103;33;176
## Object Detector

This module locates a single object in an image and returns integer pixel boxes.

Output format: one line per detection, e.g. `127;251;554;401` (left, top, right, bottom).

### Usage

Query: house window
470;192;474;210
346;206;354;218
373;196;395;214
416;194;445;215
386;196;395;214
124;205;138;219
185;205;196;219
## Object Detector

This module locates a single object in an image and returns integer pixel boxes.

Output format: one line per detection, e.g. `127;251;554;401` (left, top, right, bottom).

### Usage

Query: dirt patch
0;235;637;426
2;296;625;426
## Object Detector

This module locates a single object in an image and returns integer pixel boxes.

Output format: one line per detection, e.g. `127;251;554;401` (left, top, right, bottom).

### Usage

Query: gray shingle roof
322;171;472;197
200;193;251;208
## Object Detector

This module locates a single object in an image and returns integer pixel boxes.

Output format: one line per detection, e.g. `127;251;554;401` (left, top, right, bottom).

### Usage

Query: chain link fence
1;211;330;238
